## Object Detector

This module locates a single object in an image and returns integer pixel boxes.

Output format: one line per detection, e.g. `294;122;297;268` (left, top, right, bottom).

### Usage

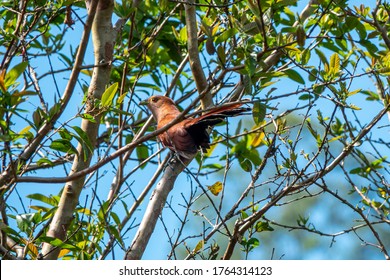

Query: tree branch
41;0;115;259
0;0;97;188
222;103;390;259
262;0;319;70
125;155;192;259
185;0;213;108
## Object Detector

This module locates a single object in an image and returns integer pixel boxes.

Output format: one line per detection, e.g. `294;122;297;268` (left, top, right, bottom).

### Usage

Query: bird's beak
139;99;148;106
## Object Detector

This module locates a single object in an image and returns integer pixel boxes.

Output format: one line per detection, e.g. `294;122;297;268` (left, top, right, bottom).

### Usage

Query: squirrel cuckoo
141;95;250;159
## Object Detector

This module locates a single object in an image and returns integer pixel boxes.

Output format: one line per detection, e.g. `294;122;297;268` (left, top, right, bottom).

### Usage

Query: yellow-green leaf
101;82;118;107
81;69;93;77
19;125;32;135
179;26;187;43
58;249;70;259
349;104;361;110
347;88;361;97
117;93;127;105
21;239;38;259
171;26;180;41
204;136;221;157
250;131;265;148
208;181;223;196
193;240;204;253
5;61;28;89
0;69;6;92
330;53;340;73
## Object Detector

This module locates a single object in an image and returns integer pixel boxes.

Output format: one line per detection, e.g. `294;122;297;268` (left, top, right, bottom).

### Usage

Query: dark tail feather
198;103;251;120
184;103;251;149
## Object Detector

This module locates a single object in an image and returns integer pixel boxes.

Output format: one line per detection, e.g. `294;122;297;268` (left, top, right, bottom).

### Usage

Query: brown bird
141;95;250;159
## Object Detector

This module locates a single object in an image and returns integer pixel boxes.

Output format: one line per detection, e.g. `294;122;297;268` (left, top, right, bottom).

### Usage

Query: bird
141;95;250;159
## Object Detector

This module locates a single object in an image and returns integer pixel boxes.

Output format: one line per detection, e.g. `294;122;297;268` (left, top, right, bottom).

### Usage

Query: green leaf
50;139;77;155
244;56;256;76
348;104;361;110
306;120;321;145
101;82;118;107
347;88;361;97
59;128;73;141
1;225;20;237
360;40;378;57
16;213;35;232
121;200;129;214
110;212;121;226
117;93;127;106
297;214;309;226
49;103;61;117
247;148;262;166
79;113;96;123
26;193;58;206
240;210;249;219
239;158;253;172
71;126;94;157
246;237;260;248
284;69;305;84
255;221;274;232
30;205;51;212
32;108;44;129
308;69;318;82
252;101;266;125
36;157;54;167
109;225;125;247
344;16;359;33
32;212;42;224
301;48;311;65
5;61;28;89
201;163;224;170
315;49;328;66
134;82;162;92
216;45;226;64
171;26;180;41
39;237;79;250
215;28;238;45
136;144;149;168
299;93;313;100
355;21;367;40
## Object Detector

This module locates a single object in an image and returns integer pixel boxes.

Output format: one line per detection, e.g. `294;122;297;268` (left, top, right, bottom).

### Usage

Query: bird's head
140;95;180;122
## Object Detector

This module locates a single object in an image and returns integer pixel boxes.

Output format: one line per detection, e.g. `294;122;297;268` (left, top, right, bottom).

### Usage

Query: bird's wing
157;122;198;158
183;118;221;149
183;103;250;148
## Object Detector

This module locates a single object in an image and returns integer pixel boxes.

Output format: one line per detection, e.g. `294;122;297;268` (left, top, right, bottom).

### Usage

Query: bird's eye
151;97;158;103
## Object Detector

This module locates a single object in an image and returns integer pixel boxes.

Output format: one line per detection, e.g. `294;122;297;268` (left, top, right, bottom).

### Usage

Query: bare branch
125;155;192;259
41;0;115;260
185;0;213;108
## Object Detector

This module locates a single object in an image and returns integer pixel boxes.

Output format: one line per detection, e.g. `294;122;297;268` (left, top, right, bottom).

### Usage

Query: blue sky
2;0;388;260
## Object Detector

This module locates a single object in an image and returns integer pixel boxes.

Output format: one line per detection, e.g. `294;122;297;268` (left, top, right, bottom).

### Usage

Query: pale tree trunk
41;0;115;260
125;155;192;260
124;0;209;260
184;0;213;109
